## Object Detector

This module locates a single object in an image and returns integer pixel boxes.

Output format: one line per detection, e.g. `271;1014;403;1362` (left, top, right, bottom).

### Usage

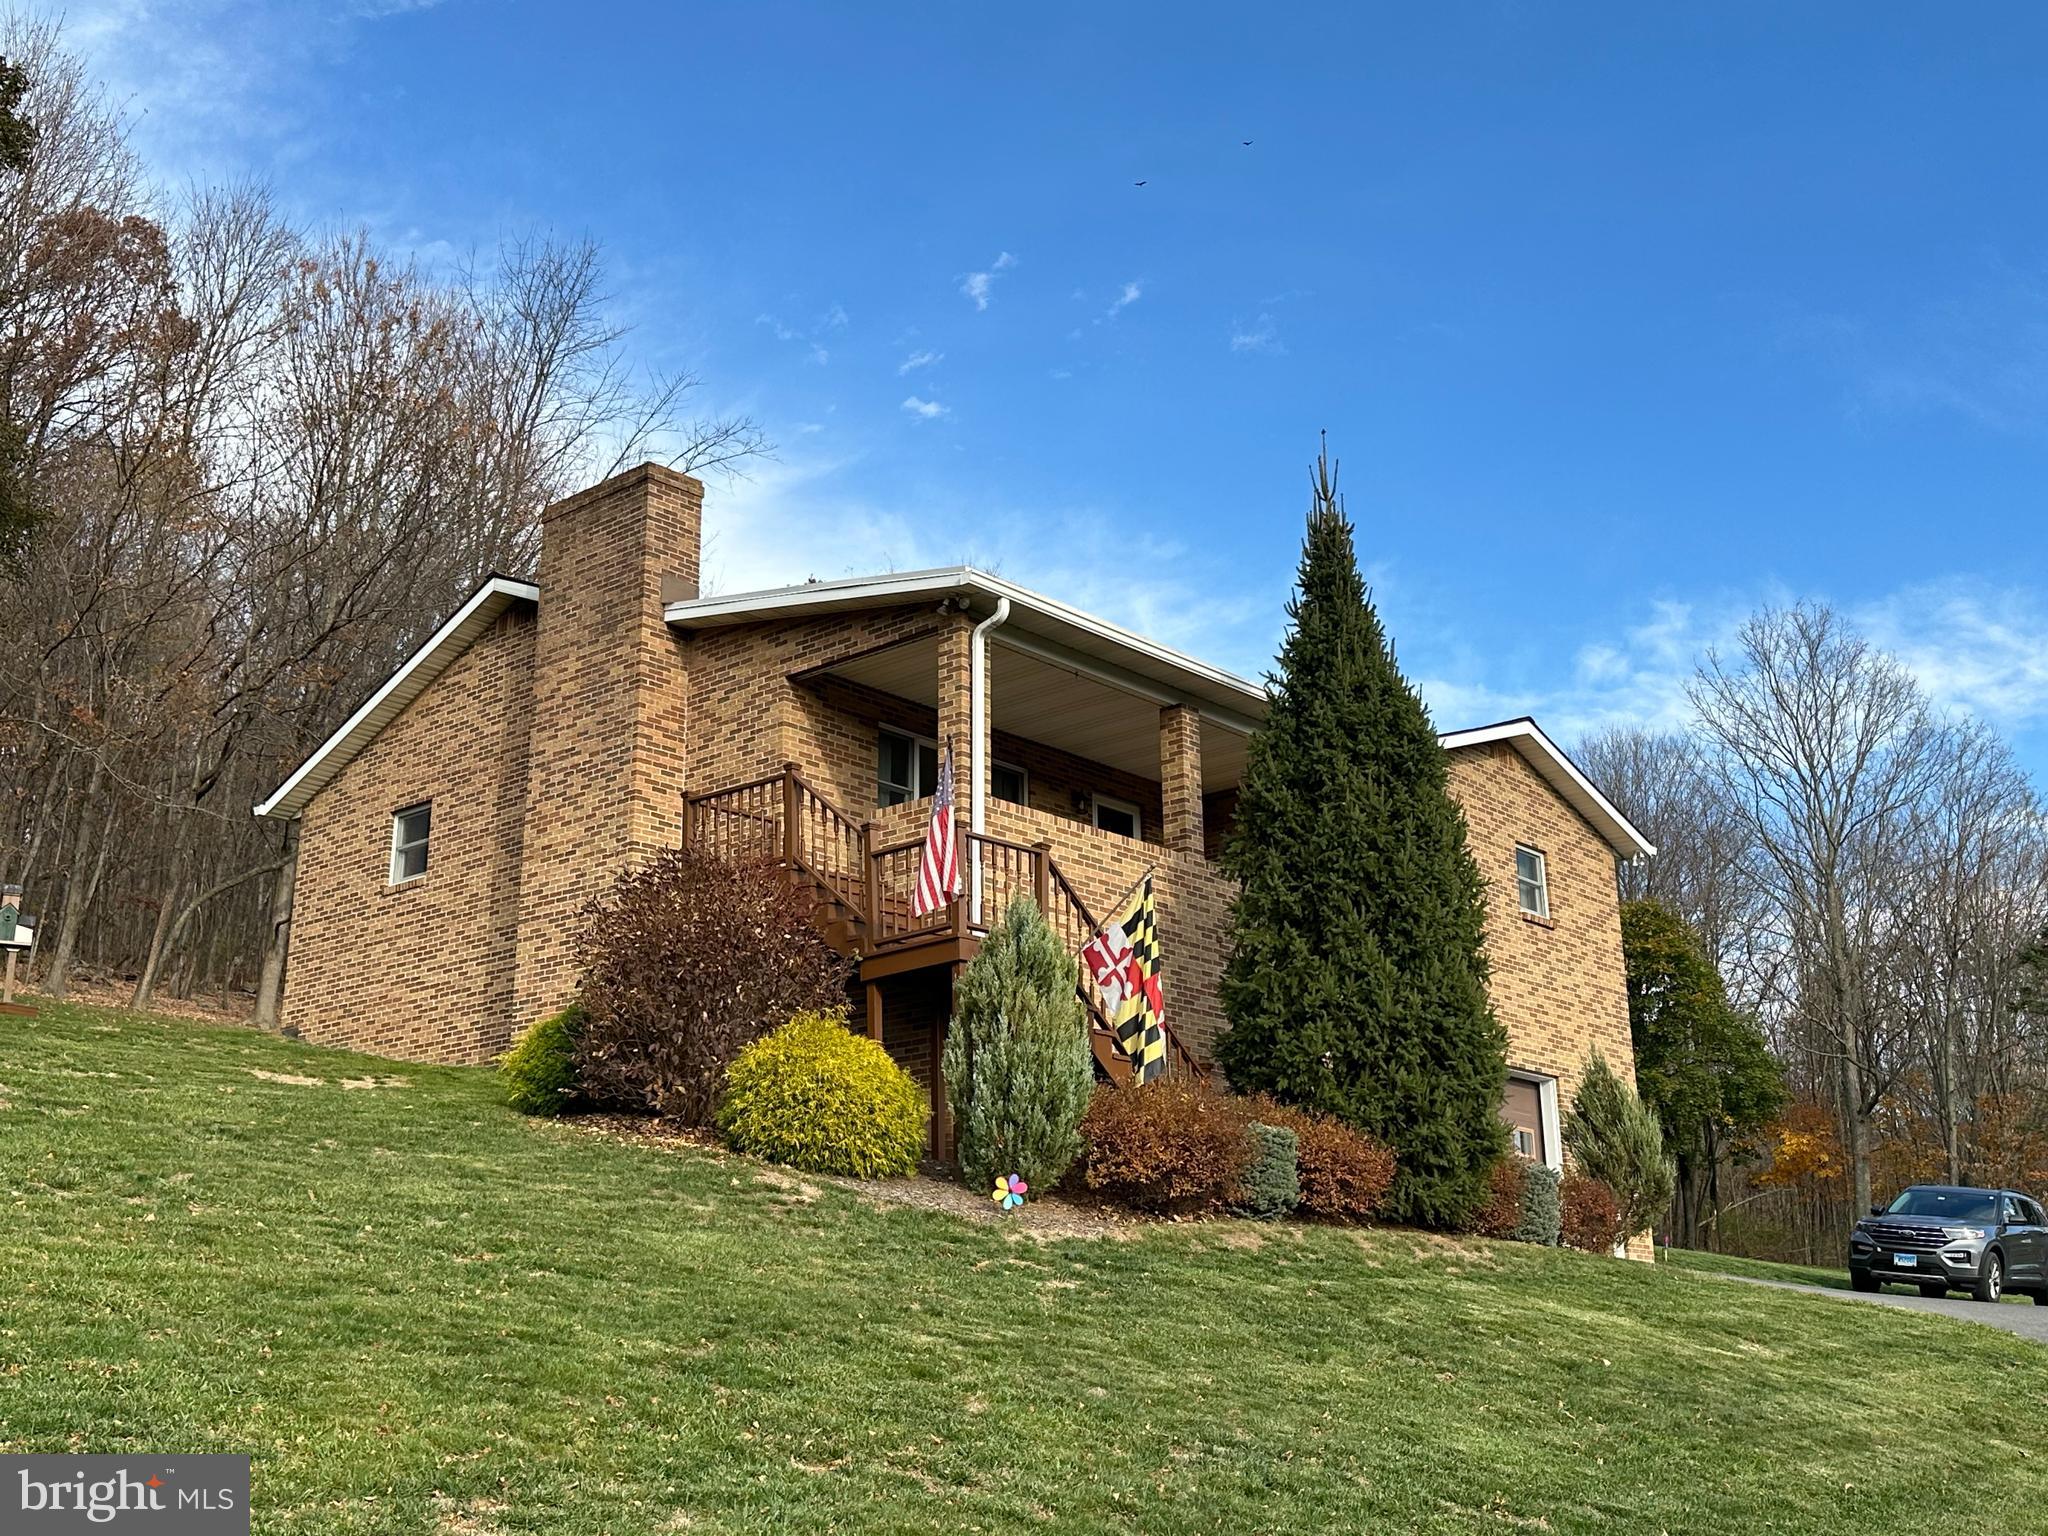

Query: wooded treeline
0;19;762;1017
1579;605;2048;1262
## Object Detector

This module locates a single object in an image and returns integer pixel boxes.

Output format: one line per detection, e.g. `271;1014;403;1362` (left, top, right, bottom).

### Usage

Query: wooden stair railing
683;765;1203;1081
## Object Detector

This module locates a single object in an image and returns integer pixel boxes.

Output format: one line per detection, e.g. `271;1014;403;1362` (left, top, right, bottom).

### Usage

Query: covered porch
667;570;1265;1156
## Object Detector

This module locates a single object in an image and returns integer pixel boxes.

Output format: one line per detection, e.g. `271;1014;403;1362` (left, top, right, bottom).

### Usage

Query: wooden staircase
682;763;1200;1083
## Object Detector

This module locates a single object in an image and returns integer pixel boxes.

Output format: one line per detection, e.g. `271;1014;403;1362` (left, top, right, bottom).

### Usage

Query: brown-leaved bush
1473;1156;1529;1240
1078;1079;1253;1216
573;849;852;1123
1243;1097;1398;1223
1559;1171;1624;1253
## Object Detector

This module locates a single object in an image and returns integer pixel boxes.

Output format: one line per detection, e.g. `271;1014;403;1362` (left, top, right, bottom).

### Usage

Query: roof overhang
254;576;539;821
1439;717;1657;861
666;567;1268;731
255;565;1652;868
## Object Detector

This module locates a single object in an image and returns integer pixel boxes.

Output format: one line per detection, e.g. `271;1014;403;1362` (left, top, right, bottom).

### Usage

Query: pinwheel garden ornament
991;1174;1027;1211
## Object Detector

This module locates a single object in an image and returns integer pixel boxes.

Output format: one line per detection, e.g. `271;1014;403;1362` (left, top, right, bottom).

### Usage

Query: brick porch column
934;608;975;796
1160;704;1204;856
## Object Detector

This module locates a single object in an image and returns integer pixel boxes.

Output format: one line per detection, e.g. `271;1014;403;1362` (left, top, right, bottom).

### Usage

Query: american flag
912;745;960;917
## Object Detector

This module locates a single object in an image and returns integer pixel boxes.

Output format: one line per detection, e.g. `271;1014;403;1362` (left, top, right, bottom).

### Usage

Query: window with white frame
877;728;1025;808
390;802;432;884
1092;793;1142;840
877;729;939;808
1515;844;1549;918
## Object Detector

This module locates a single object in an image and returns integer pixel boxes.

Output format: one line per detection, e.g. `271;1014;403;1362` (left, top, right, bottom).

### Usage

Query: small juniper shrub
1234;1123;1301;1220
716;1010;927;1179
1560;1171;1625;1253
1243;1097;1397;1223
943;899;1093;1195
1561;1049;1675;1241
1515;1163;1562;1245
574;849;852;1123
500;1005;582;1117
1473;1156;1527;1239
1078;1078;1253;1216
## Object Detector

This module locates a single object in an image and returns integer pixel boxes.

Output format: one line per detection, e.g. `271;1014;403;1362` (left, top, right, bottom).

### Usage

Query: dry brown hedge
1078;1079;1253;1215
1244;1096;1397;1224
1560;1171;1625;1252
572;849;852;1123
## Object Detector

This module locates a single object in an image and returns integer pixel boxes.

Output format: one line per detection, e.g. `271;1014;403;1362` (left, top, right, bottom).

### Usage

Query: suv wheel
1850;1270;1879;1292
1972;1250;2004;1304
2032;1290;2048;1307
1918;1282;1948;1299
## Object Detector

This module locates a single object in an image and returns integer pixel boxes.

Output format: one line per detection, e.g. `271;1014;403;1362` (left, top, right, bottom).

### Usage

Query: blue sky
62;1;2048;773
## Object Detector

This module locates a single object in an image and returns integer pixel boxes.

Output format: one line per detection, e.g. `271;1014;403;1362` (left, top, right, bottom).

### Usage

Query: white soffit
817;634;1248;793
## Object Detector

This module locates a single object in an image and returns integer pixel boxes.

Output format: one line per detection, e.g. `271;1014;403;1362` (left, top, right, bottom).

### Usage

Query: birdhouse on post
0;883;38;1017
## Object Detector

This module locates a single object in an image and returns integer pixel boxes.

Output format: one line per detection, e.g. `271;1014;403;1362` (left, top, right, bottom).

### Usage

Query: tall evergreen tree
1621;898;1784;1244
1217;446;1507;1227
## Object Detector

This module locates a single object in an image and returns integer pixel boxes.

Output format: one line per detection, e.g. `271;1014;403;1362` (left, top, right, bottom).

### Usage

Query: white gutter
967;596;1011;925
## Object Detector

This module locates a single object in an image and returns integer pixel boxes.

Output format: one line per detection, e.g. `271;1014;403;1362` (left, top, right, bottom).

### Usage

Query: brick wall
980;800;1236;1063
511;464;703;1028
283;606;536;1061
1447;740;1637;1109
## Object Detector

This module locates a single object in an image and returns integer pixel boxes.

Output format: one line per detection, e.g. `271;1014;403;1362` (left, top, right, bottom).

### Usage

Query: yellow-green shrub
716;1010;927;1178
500;1005;582;1116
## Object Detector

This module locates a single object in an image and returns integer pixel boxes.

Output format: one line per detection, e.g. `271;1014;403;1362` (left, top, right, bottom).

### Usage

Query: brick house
256;463;1654;1168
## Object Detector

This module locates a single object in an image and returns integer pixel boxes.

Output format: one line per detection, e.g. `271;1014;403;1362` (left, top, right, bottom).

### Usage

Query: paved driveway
1722;1273;2048;1345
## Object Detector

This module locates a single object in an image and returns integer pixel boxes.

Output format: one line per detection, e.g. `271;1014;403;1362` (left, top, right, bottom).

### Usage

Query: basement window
1515;845;1549;918
390;802;432;884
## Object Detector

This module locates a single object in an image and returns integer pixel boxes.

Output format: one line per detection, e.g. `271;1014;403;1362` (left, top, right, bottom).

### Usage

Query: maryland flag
1078;874;1167;1084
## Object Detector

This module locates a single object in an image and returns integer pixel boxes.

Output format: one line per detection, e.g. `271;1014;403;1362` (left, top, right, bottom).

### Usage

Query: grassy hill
3;1003;2045;1534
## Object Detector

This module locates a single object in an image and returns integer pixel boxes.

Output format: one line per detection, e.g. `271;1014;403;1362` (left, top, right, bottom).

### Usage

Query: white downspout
967;596;1011;925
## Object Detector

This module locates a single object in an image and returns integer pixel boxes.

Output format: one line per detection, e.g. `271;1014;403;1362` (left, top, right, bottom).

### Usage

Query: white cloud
959;251;1016;311
897;349;943;375
900;395;949;420
1104;281;1142;320
693;443;1282;670
1400;576;2048;755
755;305;846;366
1230;313;1284;354
1856;580;2048;726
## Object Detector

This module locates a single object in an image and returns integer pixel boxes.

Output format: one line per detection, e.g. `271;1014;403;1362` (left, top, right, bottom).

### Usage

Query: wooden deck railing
683;764;1202;1079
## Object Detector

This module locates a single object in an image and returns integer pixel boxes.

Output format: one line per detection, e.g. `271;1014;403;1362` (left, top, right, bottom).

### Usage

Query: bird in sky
1134;179;1147;186
1242;140;1253;146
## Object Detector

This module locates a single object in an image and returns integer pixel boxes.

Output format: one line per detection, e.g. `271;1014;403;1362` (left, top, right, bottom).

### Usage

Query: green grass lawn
5;1003;2046;1534
1658;1246;1852;1291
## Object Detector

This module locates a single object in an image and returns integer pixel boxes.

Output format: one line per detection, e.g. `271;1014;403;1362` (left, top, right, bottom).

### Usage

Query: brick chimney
513;462;703;1025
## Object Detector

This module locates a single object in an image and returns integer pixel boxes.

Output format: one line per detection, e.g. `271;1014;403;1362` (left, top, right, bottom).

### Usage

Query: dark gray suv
1849;1185;2048;1303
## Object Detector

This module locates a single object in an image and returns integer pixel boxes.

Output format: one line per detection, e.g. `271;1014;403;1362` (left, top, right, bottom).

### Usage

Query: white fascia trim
1438;717;1656;861
253;577;539;820
1538;1076;1563;1172
666;567;1269;712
